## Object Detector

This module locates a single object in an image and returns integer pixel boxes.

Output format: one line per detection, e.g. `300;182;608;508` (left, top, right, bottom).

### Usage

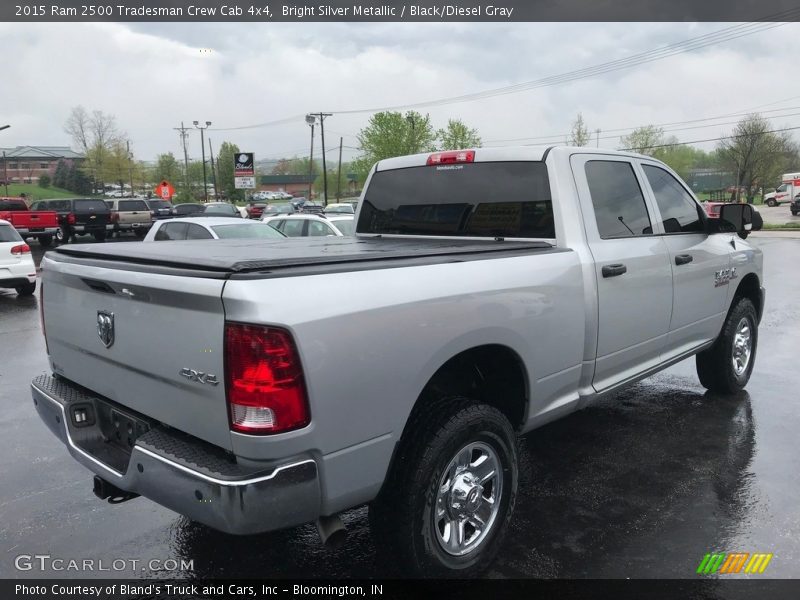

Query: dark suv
30;198;111;243
791;194;800;216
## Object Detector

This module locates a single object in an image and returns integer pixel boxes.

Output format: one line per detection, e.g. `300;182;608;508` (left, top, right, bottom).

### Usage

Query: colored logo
697;552;773;575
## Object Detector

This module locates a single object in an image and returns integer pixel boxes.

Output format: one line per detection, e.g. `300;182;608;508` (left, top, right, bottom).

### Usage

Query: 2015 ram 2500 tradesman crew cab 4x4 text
32;147;764;576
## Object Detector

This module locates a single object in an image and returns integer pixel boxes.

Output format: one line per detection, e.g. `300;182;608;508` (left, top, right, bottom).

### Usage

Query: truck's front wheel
696;297;757;394
370;401;518;577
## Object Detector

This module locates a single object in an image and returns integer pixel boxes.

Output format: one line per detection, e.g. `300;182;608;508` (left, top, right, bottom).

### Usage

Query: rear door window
308;220;335;236
281;219;305;237
186;224;213;240
358;161;554;238
155;222;188;240
584;161;652;238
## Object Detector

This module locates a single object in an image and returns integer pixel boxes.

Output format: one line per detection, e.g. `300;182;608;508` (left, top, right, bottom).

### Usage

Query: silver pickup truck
31;147;764;576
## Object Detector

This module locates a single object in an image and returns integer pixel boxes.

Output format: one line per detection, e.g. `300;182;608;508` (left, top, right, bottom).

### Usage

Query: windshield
332;219;355;235
204;204;237;215
358;161;554;238
211;224;285;239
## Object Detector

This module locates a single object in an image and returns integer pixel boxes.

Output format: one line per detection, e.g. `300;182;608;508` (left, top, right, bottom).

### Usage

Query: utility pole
208;138;218;201
336;137;343;200
596;129;601;148
193;121;211;202
174;122;191;194
3;151;8;196
306;118;315;200
307;113;332;204
126;140;134;196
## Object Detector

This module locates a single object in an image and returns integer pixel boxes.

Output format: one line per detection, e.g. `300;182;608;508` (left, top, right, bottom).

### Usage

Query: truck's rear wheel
369;400;518;577
696;297;757;394
93;231;106;242
38;235;52;248
55;227;67;244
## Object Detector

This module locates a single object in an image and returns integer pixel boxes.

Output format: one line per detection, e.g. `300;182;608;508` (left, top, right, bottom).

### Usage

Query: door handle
675;254;693;266
602;264;627;278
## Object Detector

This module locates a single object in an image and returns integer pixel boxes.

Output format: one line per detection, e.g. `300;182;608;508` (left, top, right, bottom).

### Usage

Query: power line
212;15;799;131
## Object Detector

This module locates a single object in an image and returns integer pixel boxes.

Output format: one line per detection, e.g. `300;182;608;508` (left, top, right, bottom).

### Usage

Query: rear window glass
0;224;23;242
118;200;149;211
0;200;27;210
357;161;554;238
40;200;70;211
75;199;108;211
175;204;202;215
332;219;355;235
147;200;171;209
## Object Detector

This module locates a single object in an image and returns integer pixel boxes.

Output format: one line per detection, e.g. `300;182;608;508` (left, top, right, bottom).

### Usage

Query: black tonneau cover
50;237;555;277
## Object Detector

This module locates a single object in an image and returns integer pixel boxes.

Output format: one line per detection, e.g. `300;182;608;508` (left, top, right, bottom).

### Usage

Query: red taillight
11;244;30;255
224;322;310;435
111;212;119;223
67;212;76;225
427;150;475;166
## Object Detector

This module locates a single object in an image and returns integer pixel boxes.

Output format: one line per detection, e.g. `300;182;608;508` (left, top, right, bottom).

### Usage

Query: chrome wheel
732;317;752;376
434;441;503;556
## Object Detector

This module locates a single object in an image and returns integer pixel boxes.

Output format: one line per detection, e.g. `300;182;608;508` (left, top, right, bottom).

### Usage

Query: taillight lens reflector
427;150;475;166
224;323;310;435
67;213;76;225
11;244;30;255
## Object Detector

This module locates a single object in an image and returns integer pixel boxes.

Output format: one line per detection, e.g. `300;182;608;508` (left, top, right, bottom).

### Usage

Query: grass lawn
1;183;95;201
762;222;800;230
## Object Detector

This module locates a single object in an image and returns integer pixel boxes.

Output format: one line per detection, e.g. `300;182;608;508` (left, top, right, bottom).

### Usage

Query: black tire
38;235;52;248
55;227;68;244
93;231;106;242
696;297;758;394
16;281;36;296
369;400;518;577
134;228;146;239
766;199;776;207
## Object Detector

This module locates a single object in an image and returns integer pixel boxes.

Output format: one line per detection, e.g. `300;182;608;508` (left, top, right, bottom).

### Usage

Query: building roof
259;174;315;185
0;146;84;159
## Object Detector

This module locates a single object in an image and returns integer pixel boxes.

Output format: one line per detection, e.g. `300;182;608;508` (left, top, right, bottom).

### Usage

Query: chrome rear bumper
31;374;320;534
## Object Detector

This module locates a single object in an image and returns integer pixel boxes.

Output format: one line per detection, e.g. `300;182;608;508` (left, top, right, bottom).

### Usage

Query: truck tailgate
41;254;232;450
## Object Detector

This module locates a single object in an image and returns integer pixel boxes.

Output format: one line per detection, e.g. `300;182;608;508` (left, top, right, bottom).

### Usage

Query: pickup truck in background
105;198;153;238
0;197;60;246
30;198;110;243
31;147;764;576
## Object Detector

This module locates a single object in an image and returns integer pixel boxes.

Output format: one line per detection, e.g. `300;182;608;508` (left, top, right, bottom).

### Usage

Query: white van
764;172;800;206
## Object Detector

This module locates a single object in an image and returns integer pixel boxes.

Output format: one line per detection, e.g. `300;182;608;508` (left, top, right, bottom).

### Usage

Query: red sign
154;180;175;200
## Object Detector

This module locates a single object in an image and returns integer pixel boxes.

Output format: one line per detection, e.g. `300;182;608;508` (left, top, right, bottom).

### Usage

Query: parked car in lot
173;203;205;217
0;219;36;295
323;202;355;215
105;198;153;238
145;199;174;220
262;213;352;237
143;217;286;241
0;197;60;247
199;202;243;218
261;202;297;217
299;202;324;215
32;147;764;577
30;198;110;243
245;202;267;220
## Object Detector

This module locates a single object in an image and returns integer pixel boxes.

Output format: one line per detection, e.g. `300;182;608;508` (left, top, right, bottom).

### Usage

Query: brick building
258;174;316;197
0;146;83;184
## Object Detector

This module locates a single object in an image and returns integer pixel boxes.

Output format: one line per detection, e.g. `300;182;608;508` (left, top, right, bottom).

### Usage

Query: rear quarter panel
222;250;585;512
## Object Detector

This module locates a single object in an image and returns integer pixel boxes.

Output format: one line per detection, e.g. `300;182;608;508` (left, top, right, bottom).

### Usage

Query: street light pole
193;121;211;202
306;116;315;201
1;126;9;196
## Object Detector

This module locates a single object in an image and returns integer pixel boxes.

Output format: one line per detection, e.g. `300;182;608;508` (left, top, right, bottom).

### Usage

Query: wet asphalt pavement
1;234;799;579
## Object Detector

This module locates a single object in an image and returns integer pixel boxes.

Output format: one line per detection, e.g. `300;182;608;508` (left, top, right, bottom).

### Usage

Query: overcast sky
2;21;799;163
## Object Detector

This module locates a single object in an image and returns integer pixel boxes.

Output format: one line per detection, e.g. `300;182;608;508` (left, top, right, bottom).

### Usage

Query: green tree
64;106;122;189
272;156;314;176
354;111;436;178
53;159;68;188
216;141;244;201
619;125;665;156
718;113;799;196
569;113;591;146
153;152;180;184
437;119;482;150
38;174;51;188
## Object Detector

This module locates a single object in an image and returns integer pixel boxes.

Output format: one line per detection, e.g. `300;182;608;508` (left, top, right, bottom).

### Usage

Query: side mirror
719;203;761;239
